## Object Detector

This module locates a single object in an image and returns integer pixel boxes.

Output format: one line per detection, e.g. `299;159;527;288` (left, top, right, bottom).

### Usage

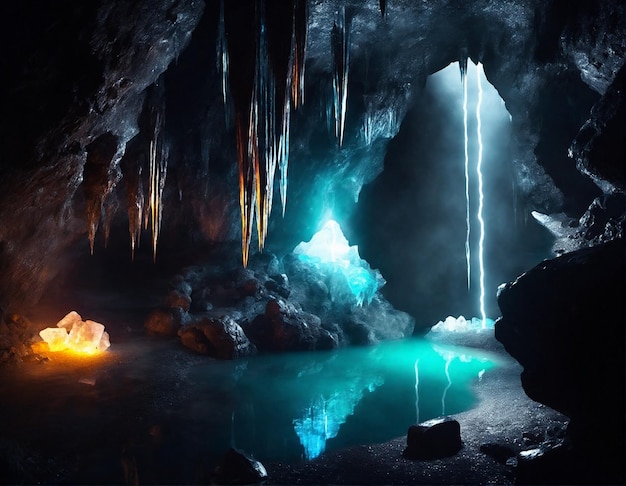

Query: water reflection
188;337;498;462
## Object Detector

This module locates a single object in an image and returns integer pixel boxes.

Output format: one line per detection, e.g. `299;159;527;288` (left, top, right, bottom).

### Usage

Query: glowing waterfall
460;58;471;290
458;60;487;326
331;6;350;146
475;63;486;327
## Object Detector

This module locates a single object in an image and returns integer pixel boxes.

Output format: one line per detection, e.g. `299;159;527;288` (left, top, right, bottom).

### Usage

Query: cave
0;1;624;484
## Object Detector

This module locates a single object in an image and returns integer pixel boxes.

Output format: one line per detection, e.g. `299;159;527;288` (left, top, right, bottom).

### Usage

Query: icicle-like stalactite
331;6;350;147
475;63;486;327
460;58;471;290
250;1;278;250
216;0;231;126
147;108;168;262
101;191;119;249
290;0;307;110
83;133;119;255
118;145;146;260
125;157;144;261
228;0;304;266
237;112;256;268
278;88;291;217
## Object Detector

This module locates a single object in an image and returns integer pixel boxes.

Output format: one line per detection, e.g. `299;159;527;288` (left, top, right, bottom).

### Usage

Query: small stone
403;417;462;459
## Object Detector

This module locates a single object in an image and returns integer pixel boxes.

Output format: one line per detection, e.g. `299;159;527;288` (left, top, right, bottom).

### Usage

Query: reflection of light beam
475;63;486;327
414;359;420;423
462;65;471;290
441;357;452;415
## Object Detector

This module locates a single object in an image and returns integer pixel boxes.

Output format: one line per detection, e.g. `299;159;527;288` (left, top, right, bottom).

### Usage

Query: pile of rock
145;251;414;359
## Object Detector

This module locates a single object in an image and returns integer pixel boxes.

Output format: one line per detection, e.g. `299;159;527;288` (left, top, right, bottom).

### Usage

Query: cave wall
0;0;624;322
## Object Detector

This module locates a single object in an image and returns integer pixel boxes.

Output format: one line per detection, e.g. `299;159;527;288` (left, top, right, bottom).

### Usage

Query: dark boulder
244;299;322;352
178;316;256;359
403;417;462;459
495;237;625;481
212;447;268;485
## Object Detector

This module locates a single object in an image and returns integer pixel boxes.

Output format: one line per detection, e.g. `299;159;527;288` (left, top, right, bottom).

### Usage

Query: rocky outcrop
570;62;626;193
495;237;625;481
146;249;414;356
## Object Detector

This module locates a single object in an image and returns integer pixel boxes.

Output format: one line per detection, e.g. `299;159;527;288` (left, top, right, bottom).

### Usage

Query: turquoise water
183;337;498;463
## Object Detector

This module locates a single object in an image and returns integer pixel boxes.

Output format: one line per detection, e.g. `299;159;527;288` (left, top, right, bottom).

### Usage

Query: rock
403;417;462;459
264;277;291;298
164;289;191;312
239;278;259;297
169;275;192;298
495;237;625;481
144;308;180;337
244;299;321;352
569;62;626;192
212;447;268;485
178;316;256;359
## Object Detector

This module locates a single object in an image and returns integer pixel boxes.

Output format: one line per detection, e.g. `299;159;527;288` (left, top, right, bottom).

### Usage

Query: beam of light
461;59;471;290
475;62;486;327
414;359;420;424
441;357;452;415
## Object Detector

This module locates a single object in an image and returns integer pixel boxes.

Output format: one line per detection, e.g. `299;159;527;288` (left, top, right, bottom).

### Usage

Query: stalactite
101;190;119;249
331;6;350;147
251;0;277;250
147;106;167;262
291;0;307;109
237;112;256;267
125;156;144;261
216;0;232;127
228;0;303;266
83;132;119;255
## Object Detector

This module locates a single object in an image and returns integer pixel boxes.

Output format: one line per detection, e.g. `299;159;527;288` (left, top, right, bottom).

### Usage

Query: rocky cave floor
0;248;585;485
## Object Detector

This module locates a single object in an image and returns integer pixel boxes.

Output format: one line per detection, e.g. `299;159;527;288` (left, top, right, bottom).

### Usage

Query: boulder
244;299;321;352
403;417;462;459
178;316;256;359
495;237;625;481
212;447;268;485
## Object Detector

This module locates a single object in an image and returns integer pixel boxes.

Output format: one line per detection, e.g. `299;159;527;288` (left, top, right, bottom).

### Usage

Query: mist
354;62;554;328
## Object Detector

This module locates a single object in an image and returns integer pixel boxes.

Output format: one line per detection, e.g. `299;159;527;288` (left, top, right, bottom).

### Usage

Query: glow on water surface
186;338;499;462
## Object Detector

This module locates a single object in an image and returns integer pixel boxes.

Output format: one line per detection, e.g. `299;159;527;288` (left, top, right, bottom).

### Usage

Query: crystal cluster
39;311;111;354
